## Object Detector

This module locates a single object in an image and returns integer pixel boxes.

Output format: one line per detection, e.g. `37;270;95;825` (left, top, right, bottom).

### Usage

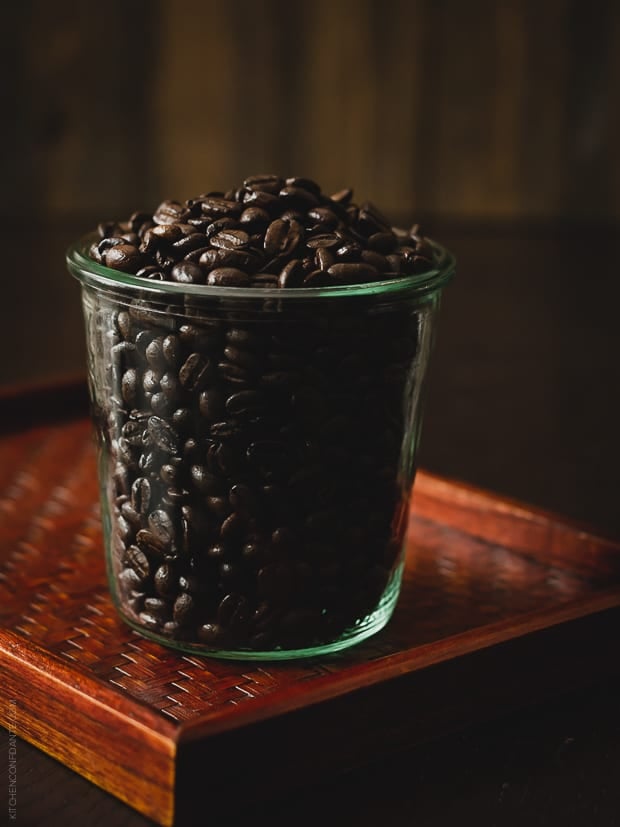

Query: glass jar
67;235;455;659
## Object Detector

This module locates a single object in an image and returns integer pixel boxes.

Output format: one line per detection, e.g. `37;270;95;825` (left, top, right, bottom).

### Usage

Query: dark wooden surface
2;222;620;825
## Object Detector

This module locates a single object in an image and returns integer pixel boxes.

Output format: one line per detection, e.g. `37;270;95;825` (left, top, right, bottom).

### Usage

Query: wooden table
2;221;619;826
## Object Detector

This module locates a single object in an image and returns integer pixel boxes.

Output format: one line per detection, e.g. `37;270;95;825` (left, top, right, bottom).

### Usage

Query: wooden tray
1;381;619;826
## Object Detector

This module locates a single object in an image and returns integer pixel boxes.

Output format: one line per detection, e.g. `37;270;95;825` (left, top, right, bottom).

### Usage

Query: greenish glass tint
67;235;455;660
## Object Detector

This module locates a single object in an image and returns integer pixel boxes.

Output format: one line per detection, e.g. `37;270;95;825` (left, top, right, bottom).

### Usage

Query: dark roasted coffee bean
168;408;189;434
160;463;179;485
103;244;142;274
151;391;173;417
327;263;378;283
358;202;391;234
147;415;180;455
225;327;262;348
225;389;264;415
329;187;353;204
122;418;147;446
206;495;232;518
143;596;170;623
160;371;180;401
114;311;133;340
119;567;143;594
278;259;304;288
243;174;284;193
191;465;222;495
173;592;196;625
173;233;210;257
197;623;224;644
335;240;362;260
171;260;204;284
145;338;166;370
148;509;175;548
121;368;138;405
220;512;246;542
306;233;340;249
223;345;259;370
200;197;241;217
361;249;390;271
125;545;151;580
210;229;250;250
264;219;288;257
242;189;280;211
207;543;227;562
303;269;330;287
217;593;250;629
179;352;211;392
204;217;238;239
316;247;335;270
207;267;251;287
284;176;322;196
210;420;241;439
239;207;271;229
199;388;225;421
229;483;257;513
386;253;402;273
217;361;251;385
138;612;162;631
153;199;189;225
368;231;397;253
307;207;339;228
161;334;182;367
131;477;151;516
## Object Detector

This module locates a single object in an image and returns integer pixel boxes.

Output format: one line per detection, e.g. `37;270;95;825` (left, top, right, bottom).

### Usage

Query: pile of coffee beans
86;175;431;653
88;174;435;288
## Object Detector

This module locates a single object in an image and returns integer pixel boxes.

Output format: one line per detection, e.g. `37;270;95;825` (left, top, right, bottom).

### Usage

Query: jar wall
79;279;441;658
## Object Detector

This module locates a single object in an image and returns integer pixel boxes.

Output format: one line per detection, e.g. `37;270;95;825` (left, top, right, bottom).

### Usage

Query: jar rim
67;232;455;300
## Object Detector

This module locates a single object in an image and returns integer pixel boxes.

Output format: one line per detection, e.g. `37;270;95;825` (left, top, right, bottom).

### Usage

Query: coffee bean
171;261;204;284
191;464;222;495
148;509;175;548
147;415;180;455
179;352;211;392
125;545;150;580
104;244;142;273
243;174;284;193
153;200;189;225
131;477;152;516
225;389;264;416
200;197;241;217
173;592;196;624
278;259;304;288
217;593;250;629
210;229;250;251
121;369;138;406
306;233;340;249
207;268;251;287
222;346;259;372
239;207;271;229
199;387;225;421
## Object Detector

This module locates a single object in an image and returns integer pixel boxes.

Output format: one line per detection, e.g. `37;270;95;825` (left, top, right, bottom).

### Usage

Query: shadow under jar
67;236;455;659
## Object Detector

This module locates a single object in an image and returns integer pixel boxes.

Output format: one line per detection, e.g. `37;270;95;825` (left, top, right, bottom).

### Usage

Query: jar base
113;563;404;661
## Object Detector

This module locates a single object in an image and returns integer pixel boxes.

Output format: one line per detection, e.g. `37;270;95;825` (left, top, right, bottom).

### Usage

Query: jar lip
67;232;455;300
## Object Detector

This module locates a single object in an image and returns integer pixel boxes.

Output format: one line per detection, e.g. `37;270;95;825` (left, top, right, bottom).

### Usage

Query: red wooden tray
1;381;619;826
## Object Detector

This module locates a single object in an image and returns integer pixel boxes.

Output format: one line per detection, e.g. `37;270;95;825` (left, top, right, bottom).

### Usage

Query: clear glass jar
67;235;455;659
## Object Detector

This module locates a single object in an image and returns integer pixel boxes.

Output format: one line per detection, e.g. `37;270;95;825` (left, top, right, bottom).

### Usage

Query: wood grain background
2;0;619;224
